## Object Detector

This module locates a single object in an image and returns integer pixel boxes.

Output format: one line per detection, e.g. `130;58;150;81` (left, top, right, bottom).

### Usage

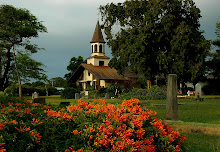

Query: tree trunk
147;80;152;90
12;45;22;99
0;48;12;91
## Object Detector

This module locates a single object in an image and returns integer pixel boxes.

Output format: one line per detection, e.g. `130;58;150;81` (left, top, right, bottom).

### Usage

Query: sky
0;0;219;80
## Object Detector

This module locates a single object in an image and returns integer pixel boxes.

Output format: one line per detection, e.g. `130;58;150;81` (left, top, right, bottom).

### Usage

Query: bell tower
90;21;106;56
87;21;109;66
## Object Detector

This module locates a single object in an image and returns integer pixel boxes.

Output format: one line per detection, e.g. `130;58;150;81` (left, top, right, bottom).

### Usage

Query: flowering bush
0;96;187;152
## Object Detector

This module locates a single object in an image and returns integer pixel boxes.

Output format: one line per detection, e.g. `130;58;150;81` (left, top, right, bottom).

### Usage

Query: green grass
184;133;220;152
23;95;220;152
142;99;220;125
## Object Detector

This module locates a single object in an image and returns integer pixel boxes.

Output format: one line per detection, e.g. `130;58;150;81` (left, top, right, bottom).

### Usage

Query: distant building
55;87;65;93
69;21;140;90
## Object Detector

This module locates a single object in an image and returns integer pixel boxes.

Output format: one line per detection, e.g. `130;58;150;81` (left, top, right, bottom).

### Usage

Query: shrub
0;97;187;152
61;87;80;99
4;84;59;96
121;85;166;100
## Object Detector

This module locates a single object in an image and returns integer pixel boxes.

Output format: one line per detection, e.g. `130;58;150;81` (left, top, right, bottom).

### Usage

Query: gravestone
80;92;85;98
75;93;80;99
195;83;202;100
33;98;45;104
94;93;98;99
166;74;178;121
32;92;39;99
105;93;110;99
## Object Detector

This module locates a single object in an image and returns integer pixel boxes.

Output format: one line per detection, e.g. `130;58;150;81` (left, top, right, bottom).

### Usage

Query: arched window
99;45;102;53
94;44;97;53
91;45;93;53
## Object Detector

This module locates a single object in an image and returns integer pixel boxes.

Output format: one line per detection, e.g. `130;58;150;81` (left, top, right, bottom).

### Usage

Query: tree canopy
206;22;220;79
100;0;210;83
50;77;67;88
0;5;47;91
64;56;85;80
9;51;46;83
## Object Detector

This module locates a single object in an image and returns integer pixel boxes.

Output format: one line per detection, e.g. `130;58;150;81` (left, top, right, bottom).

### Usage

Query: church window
91;45;93;53
99;45;102;53
99;61;104;66
94;44;97;52
88;72;90;76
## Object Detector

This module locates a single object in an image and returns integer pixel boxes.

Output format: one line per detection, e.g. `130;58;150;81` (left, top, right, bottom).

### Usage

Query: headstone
80;92;85;98
75;93;80;99
32;92;39;99
94;93;98;99
195;83;202;100
33;98;45;104
187;90;190;96
105;93;110;99
166;74;178;121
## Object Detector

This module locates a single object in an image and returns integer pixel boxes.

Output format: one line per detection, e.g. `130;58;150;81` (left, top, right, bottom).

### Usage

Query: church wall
83;70;93;81
87;58;109;66
100;80;106;87
94;58;109;66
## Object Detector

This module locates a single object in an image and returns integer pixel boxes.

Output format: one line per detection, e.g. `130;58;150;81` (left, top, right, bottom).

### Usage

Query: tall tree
50;77;67;87
0;5;47;91
206;22;220;79
10;51;46;83
100;0;210;83
64;56;85;80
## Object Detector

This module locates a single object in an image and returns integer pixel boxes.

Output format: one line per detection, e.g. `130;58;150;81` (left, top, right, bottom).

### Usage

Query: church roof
69;64;126;82
90;21;106;43
86;55;110;60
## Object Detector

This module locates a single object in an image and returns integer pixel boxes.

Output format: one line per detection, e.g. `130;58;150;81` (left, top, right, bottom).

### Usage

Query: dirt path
172;125;220;135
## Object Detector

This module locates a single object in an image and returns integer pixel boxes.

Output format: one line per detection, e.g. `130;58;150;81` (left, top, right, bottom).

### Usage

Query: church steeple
90;21;106;43
90;21;106;57
87;21;109;66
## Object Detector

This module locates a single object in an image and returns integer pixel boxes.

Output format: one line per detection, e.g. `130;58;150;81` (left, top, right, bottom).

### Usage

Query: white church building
69;21;139;90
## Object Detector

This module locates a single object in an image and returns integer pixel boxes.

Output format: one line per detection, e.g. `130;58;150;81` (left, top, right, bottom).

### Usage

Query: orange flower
15;103;22;106
0;121;5;131
8;120;17;125
24;100;32;103
0;143;6;152
65;147;83;152
71;130;82;134
31;118;43;125
8;102;13;106
15;125;31;132
30;130;42;143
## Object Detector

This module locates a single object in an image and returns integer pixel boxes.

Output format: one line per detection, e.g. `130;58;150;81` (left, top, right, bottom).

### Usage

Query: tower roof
90;21;106;43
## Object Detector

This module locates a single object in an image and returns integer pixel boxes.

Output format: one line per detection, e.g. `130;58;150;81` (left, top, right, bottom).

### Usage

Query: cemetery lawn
23;95;220;152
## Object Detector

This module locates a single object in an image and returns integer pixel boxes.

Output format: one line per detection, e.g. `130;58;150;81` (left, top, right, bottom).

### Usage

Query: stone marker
105;93;110;99
75;93;80;99
166;74;178;121
32;92;39;99
33;98;45;104
94;93;98;99
80;92;85;98
195;83;202;100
